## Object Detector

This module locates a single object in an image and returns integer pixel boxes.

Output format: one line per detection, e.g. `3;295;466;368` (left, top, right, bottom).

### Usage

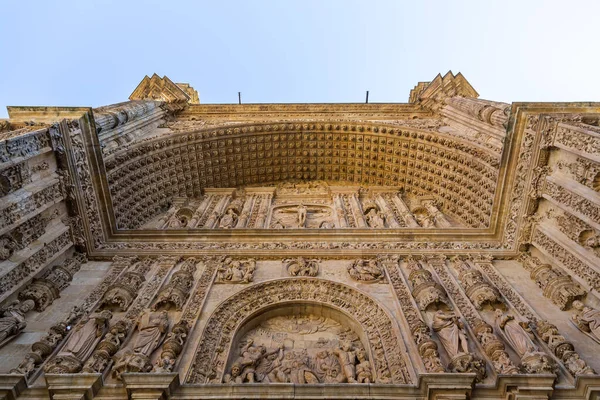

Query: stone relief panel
224;309;372;384
186;278;412;385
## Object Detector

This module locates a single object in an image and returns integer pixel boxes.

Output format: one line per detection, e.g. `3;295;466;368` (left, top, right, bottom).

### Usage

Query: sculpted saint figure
431;311;469;359
133;310;169;356
0;300;34;345
219;209;238;229
494;309;537;357
365;208;385;228
333;341;358;383
59;310;112;362
572;300;600;344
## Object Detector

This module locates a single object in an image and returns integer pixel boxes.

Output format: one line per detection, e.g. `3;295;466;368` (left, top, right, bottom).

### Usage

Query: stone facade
0;72;598;399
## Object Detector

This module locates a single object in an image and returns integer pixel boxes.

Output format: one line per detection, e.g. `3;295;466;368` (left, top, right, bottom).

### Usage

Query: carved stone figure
494;310;537;357
333;341;358;383
82;319;129;373
431;311;468;359
355;349;373;383
215;258;255;284
0;300;34;346
225;339;281;383
153;320;189;373
134;310;169;356
571;300;600;344
285;257;319;277
347;259;385;282
218;208;238;229
45;310;113;373
365;208;385;228
315;350;345;383
0;236;15;261
112;311;170;379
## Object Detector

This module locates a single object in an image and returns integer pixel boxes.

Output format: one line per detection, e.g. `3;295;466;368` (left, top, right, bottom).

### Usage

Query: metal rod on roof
238;92;242;105
365;91;369;104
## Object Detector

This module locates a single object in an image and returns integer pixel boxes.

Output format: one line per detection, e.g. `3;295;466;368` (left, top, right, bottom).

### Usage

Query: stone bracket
0;375;26;400
122;373;180;400
45;373;103;400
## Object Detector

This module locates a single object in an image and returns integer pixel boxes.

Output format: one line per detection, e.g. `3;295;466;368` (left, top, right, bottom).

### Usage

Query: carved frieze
347;259;386;283
285;257;320;277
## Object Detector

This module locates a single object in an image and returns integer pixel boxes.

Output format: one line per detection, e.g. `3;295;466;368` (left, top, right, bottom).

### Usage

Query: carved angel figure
285;257;319;277
347;259;385;282
215;258;255;283
431;310;469;359
572;300;600;344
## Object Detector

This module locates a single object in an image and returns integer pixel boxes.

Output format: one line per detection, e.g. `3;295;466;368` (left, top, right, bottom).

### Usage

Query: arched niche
185;278;413;385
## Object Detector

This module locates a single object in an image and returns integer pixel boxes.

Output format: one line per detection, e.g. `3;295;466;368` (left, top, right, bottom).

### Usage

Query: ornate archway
185;278;414;384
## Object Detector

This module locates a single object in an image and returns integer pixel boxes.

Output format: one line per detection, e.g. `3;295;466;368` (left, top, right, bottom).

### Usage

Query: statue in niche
215;257;255;284
333;340;358;383
112;311;169;379
431;310;469;359
218;208;238;229
571;300;600;344
347;259;385;283
45;310;113;373
494;309;538;357
285;257;319;277
0;299;34;346
133;310;169;356
0;236;16;261
579;230;600;258
365;208;385;228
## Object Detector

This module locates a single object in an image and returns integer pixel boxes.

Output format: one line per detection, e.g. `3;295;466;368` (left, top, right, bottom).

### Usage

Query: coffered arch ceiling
103;121;501;230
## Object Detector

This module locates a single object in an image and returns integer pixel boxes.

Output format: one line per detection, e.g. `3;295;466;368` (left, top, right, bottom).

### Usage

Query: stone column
391;194;419;227
254;194;273;228
188;195;213;228
235;194;255;228
444;97;509;129
422;200;452;228
332;194;348;228
349;194;367;228
375;194;400;228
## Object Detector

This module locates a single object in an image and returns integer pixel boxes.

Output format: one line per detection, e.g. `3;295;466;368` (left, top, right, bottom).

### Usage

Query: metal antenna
238;92;242;105
365;91;369;104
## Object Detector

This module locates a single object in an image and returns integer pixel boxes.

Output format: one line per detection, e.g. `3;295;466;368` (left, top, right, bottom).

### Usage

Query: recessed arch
184;277;414;384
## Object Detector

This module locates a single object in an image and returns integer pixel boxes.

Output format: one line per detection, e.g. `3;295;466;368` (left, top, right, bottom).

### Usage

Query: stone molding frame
7;103;600;258
185;277;414;385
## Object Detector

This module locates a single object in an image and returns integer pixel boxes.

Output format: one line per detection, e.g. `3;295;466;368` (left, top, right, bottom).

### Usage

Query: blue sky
1;0;599;118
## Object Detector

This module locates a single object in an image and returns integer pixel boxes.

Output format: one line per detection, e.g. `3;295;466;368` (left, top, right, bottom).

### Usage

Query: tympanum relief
225;313;373;384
